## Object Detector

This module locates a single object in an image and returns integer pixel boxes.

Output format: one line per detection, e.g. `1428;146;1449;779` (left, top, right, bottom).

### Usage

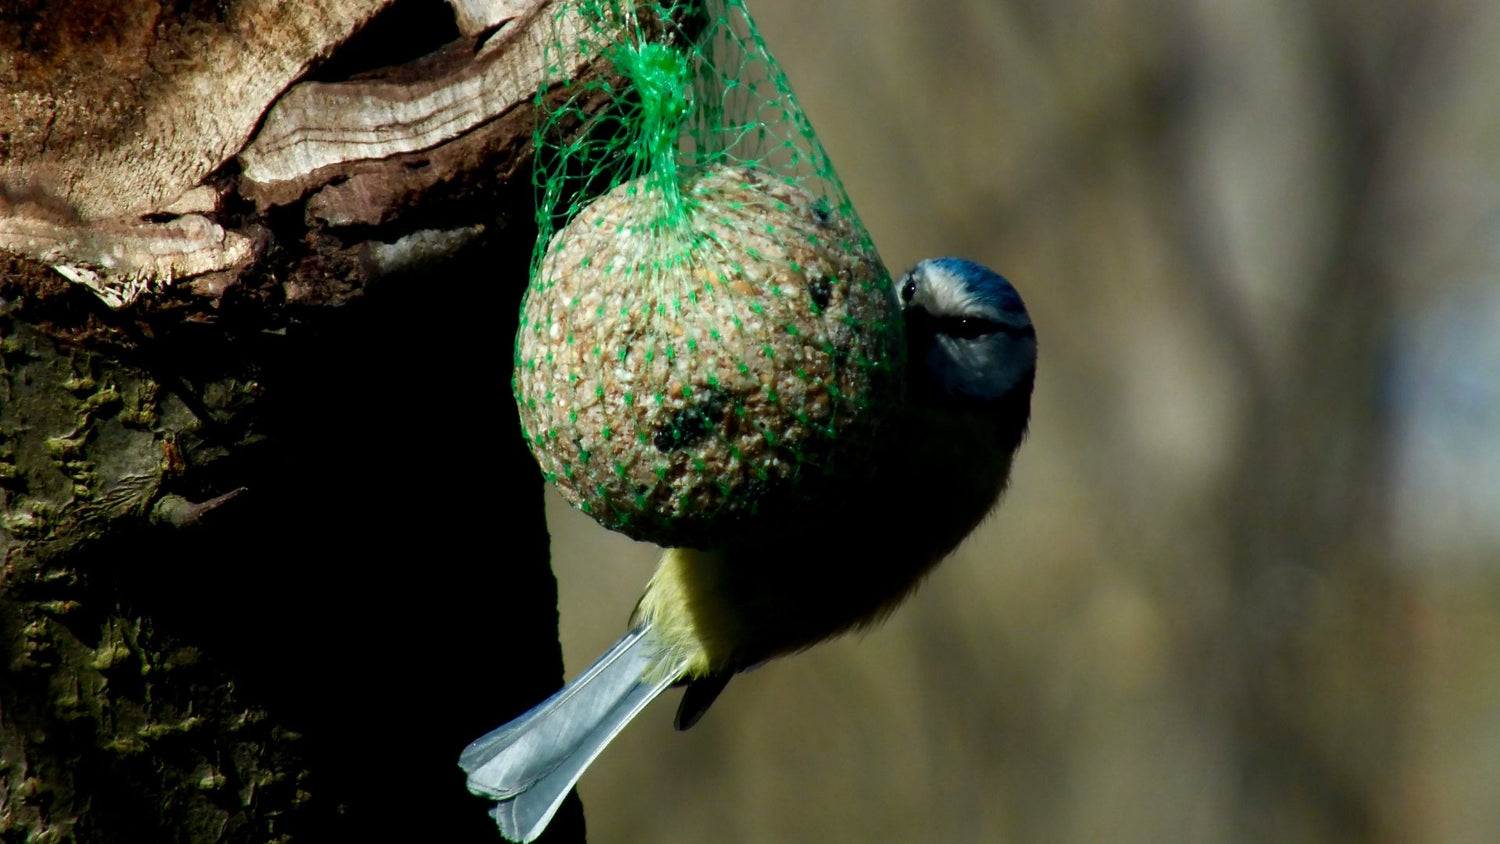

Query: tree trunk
1;1;588;839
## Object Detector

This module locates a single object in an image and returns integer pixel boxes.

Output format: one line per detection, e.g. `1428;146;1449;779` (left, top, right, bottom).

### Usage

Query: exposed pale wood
0;0;606;312
0;0;393;222
239;1;584;202
0;213;254;308
447;0;535;36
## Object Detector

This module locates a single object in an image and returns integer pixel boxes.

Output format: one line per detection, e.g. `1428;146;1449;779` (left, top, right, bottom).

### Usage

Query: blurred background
545;1;1500;841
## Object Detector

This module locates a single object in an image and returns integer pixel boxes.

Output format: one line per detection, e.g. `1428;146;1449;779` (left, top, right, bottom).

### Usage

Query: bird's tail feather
459;624;680;843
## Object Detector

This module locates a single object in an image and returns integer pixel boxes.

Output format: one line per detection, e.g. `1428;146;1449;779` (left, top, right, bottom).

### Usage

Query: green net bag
515;0;903;548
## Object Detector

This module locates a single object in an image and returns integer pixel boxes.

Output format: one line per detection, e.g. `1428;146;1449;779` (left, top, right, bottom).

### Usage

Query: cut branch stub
0;0;593;314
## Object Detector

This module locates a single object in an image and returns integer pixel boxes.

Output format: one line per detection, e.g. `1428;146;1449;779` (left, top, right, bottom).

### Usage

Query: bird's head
898;257;1036;406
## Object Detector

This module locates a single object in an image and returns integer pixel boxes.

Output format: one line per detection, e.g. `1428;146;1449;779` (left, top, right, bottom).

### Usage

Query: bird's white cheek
990;336;1038;395
933;336;1033;400
984;355;1033;398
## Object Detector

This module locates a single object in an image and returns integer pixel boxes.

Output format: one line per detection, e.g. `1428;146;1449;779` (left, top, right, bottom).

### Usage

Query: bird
460;257;1037;842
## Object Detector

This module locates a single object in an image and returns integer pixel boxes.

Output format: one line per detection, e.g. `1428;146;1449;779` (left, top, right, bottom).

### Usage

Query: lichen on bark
0;303;311;841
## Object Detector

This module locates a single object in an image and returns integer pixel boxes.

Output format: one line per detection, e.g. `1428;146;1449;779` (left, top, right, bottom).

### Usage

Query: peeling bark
0;0;602;312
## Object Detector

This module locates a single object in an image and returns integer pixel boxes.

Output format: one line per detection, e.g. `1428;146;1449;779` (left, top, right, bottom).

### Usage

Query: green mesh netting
514;0;904;548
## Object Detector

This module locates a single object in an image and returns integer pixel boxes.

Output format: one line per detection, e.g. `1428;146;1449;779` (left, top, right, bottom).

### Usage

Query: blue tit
461;257;1037;842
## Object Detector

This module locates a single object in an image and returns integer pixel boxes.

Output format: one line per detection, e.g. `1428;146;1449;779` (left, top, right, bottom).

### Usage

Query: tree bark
1;1;589;839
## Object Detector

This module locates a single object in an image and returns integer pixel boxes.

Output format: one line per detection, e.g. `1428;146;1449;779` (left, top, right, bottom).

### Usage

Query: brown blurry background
545;1;1500;841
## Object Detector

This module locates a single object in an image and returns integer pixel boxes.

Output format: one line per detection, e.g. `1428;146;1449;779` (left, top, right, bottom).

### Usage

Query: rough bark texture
0;0;593;840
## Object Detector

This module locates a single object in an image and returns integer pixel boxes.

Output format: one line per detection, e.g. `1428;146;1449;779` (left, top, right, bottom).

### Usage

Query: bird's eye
900;276;917;303
941;316;1003;339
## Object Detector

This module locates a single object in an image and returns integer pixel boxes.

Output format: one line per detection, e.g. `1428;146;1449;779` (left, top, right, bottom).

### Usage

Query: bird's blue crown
924;257;1028;321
